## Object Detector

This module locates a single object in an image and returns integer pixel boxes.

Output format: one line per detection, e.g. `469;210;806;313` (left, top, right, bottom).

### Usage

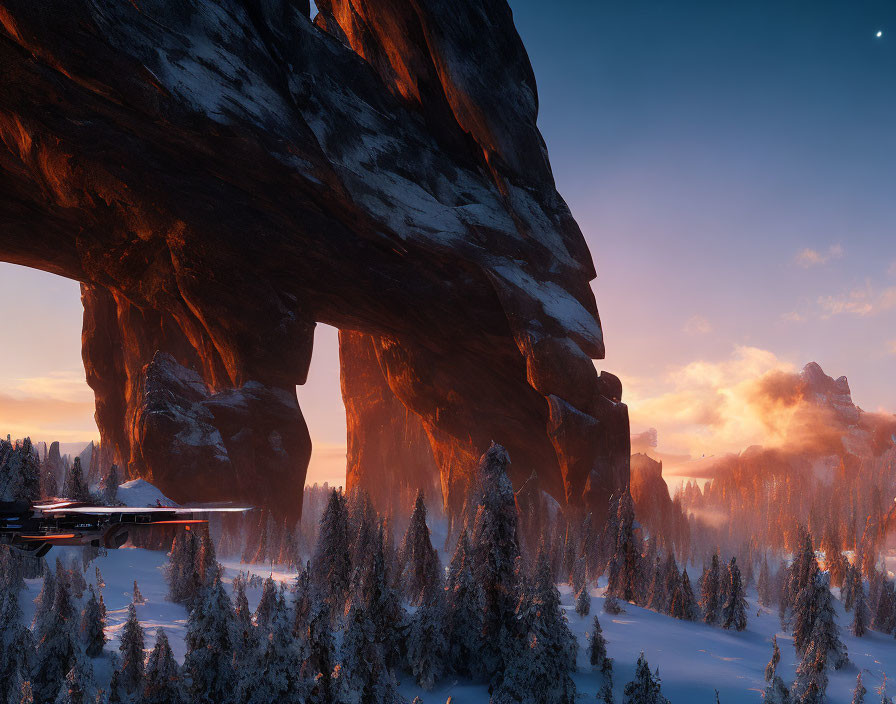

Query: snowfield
19;547;896;704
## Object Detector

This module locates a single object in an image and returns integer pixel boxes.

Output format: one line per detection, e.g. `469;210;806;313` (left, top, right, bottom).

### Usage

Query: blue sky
1;1;893;478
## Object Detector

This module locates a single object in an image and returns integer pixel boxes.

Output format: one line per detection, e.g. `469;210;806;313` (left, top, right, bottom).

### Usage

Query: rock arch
0;0;629;518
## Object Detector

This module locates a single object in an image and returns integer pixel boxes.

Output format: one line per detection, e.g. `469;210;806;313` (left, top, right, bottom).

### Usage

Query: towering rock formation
0;0;629;517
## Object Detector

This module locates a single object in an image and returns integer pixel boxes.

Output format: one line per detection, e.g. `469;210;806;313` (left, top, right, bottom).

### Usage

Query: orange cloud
794;244;843;268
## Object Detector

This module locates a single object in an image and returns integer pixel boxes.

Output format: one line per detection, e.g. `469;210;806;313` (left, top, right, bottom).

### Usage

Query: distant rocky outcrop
0;0;630;517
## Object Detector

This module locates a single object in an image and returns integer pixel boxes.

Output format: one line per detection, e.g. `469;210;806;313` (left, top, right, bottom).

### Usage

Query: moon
877;30;883;38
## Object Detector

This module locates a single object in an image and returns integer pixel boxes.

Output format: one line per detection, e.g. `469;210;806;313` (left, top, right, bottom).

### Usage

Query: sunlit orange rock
0;0;629;518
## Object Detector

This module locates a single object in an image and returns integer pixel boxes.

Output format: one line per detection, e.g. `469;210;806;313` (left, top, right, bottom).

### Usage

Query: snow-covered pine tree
311;489;351;615
0;577;36;704
588;614;611;674
575;584;591;617
721;557;747;631
762;636;792;703
646;557;663;612
469;444;522;681
598;681;615;704
140;628;183;704
33;574;79;703
607;491;640;604
661;553;679;615
873;580;896;634
794;568;848;669
254;576;278;633
406;580;449;690
54;654;93;704
183;574;236;704
604;592;623;615
94;566;105;590
851;577;869;637
669;568;697;621
444;532;484;678
231;572;256;655
791;620;829;704
79;586;105;657
700;554;722;625
495;550;578;704
196;529;218;587
851;672;866;704
67;558;86;600
239;592;307;704
399;490;440;606
622;652;670;704
117;603;145;695
306;603;337;704
101;465;120;506
62;457;89;502
291;562;313;639
337;600;379;704
32;563;56;640
361;524;406;669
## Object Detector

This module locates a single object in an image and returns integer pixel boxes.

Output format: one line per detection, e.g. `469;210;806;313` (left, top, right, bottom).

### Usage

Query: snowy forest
2;434;896;704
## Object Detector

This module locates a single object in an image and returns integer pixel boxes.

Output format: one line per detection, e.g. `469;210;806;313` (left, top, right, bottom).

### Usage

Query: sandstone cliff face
0;0;629;517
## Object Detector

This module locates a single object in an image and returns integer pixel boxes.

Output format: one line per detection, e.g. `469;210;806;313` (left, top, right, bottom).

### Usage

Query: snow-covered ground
18;547;896;703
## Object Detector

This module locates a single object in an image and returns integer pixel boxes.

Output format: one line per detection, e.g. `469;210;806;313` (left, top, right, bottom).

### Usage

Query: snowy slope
116;479;178;507
18;548;896;703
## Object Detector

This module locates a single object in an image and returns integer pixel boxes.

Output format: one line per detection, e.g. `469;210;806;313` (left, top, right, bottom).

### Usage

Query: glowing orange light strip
20;534;77;540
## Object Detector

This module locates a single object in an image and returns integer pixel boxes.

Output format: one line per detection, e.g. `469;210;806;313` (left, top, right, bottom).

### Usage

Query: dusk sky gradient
1;1;894;484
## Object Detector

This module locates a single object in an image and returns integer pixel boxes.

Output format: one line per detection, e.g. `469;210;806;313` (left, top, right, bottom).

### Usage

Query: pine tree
851;672;866;704
792;620;829;704
444;532;484;678
852;578;869;637
607;491;640;604
33;575;79;703
622;652;670;704
494;551;578;704
399;491;440;605
873;580;896;634
406;582;448;690
588;614;611;673
337;601;380;704
62;457;89;502
33;565;57;641
239;592;306;704
118;603;145;694
139;629;183;704
669;569;697;621
0;580;36;704
132;580;145;605
360;524;406;669
700;554;722;626
604;592;623;615
306;603;337;704
183;575;236;704
469;444;521;681
646;557;664;612
94;567;105;590
721;557;747;631
101;465;120;505
79;586;105;657
763;636;792;704
254;576;278;633
599;681;615;704
54;655;93;704
291;562;313;639
311;489;351;615
231;573;256;655
575;585;591;617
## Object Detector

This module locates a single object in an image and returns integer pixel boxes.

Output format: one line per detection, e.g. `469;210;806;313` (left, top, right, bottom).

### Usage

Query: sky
1;0;894;484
